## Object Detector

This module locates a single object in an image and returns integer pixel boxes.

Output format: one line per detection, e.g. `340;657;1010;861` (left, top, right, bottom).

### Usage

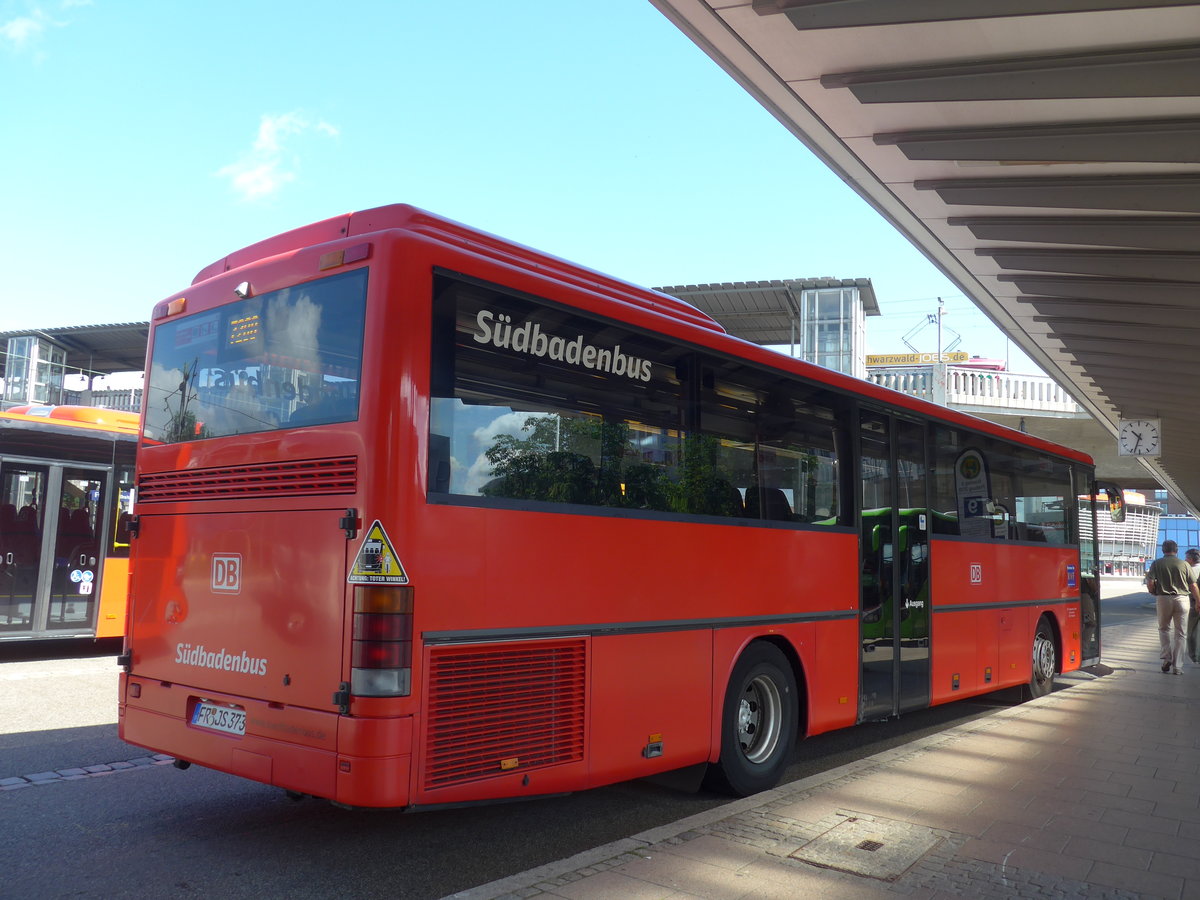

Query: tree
482;414;647;508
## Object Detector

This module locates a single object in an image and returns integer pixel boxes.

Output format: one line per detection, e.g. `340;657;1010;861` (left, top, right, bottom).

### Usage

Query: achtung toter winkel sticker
348;520;410;585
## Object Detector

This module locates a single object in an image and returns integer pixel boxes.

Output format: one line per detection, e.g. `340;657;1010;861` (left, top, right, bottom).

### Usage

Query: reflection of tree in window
482;414;738;516
483;415;624;506
675;433;741;517
162;358;211;443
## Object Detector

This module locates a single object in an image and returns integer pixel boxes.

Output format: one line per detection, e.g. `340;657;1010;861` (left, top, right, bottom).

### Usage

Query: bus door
858;413;931;720
0;459;109;638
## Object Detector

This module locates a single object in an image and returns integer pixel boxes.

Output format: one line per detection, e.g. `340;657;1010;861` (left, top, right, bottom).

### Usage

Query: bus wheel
704;642;797;796
1026;618;1057;700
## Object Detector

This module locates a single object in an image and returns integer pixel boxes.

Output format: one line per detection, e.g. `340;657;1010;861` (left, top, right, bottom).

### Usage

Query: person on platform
1186;548;1200;664
1146;540;1200;674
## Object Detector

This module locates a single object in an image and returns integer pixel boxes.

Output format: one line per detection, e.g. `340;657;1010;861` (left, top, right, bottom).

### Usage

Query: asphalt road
0;585;1152;899
1098;580;1157;626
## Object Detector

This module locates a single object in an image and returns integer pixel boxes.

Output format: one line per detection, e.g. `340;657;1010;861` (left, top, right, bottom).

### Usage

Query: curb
0;754;175;791
448;661;1125;899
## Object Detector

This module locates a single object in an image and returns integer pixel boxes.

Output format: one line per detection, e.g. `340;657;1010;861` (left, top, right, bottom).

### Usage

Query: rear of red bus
117;205;744;809
119;210;420;807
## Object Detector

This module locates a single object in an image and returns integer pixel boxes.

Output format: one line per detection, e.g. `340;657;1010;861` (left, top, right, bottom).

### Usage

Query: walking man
1187;548;1200;664
1146;540;1199;674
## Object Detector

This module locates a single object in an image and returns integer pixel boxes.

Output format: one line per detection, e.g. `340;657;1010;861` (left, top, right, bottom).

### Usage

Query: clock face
1118;419;1161;456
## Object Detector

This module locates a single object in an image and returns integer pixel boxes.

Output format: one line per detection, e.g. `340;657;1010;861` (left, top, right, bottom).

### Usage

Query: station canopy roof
651;0;1200;512
654;277;879;345
0;322;149;376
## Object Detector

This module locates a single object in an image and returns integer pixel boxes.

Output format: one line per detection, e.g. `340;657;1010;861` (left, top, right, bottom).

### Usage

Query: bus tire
1025;617;1056;701
704;641;797;796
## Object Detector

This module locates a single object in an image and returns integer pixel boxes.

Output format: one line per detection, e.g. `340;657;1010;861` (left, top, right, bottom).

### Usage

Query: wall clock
1117;418;1161;456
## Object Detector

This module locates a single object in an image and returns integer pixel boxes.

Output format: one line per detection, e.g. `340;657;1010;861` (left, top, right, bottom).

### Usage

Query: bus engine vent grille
138;456;357;502
424;639;586;791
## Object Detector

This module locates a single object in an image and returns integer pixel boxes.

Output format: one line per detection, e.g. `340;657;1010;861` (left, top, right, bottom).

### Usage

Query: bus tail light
350;585;413;697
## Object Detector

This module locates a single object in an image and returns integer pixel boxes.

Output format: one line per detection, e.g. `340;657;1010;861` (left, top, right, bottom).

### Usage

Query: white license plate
191;701;246;736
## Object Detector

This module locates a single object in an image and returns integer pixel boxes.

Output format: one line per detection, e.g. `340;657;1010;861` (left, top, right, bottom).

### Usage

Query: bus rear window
143;269;367;443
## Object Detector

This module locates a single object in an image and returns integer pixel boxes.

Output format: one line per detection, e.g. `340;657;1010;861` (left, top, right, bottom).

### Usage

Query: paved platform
454;611;1200;900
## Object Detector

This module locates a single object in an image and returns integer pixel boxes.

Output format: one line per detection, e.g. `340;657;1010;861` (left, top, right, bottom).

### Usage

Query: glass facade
799;287;867;379
3;336;68;406
1079;493;1162;576
1157;490;1200;573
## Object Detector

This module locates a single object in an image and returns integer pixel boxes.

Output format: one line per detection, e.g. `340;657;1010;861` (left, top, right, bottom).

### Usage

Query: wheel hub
738;674;783;763
1033;634;1055;682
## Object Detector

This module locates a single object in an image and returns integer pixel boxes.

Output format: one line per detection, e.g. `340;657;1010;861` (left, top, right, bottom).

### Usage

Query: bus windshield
143;268;367;443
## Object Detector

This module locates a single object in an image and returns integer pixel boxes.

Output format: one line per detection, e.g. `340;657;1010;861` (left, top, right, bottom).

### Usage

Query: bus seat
56;508;72;555
70;508;93;537
0;504;13;573
11;508;41;566
747;487;792;521
64;540;98;570
15;506;38;533
715;480;743;517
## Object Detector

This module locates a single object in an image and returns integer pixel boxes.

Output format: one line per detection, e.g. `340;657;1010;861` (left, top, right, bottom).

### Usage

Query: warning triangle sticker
348;520;410;585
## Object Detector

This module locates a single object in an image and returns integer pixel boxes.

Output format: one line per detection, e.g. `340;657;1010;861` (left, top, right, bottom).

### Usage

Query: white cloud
1;2;87;53
461;411;550;494
216;111;340;201
1;13;45;49
472;410;547;446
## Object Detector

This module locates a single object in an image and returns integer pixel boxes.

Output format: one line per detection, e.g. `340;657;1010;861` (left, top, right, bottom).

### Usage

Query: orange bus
1;404;138;642
119;205;1118;807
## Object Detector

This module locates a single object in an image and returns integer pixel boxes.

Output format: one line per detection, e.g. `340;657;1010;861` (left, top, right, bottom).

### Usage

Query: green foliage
482;414;743;518
672;433;740;516
621;463;672;511
483;415;613;506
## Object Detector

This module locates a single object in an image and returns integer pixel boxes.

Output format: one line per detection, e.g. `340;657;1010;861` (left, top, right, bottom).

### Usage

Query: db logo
970;564;983;584
212;554;242;594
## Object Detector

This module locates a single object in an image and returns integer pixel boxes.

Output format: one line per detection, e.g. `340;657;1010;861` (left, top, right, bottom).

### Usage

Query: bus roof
184;203;1093;469
0;404;140;436
190;204;725;335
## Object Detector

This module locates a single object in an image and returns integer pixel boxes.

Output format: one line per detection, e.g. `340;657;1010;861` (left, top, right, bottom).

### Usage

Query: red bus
119;205;1118;807
1;404;138;642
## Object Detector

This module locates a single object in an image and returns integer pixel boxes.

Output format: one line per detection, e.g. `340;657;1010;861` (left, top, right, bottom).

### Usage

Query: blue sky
1;0;1035;371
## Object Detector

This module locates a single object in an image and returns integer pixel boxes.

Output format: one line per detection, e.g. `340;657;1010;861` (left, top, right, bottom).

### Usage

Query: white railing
63;388;143;412
868;366;1081;415
869;368;936;402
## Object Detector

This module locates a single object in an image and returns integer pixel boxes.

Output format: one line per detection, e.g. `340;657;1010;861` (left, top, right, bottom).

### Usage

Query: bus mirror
1095;481;1125;524
897;525;910;554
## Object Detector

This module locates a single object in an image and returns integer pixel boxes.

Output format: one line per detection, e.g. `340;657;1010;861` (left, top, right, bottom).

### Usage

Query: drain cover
790;815;941;881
